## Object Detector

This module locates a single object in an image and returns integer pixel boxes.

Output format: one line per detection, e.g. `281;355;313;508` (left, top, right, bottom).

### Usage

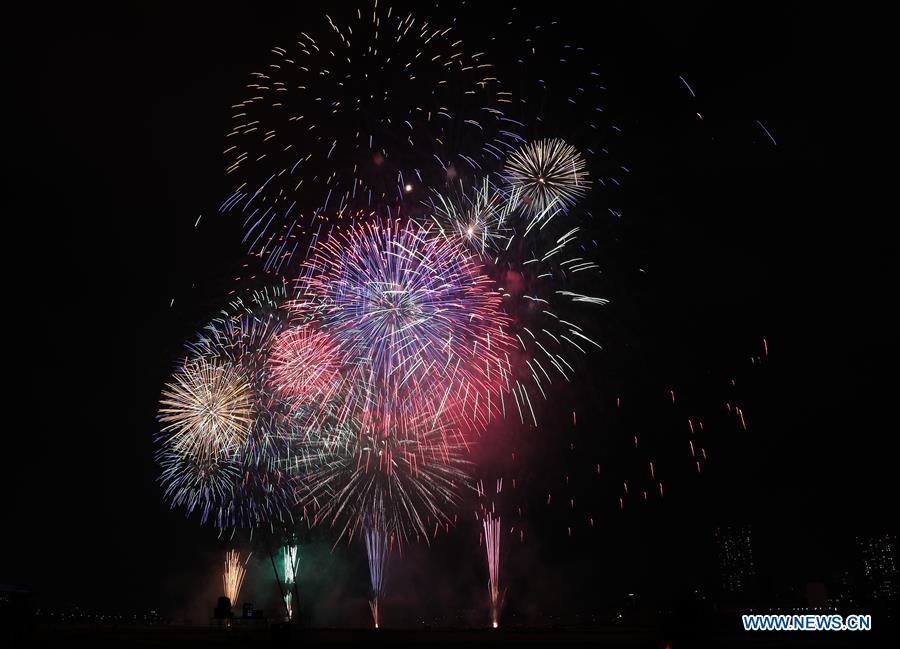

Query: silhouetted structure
1;584;34;646
213;596;232;620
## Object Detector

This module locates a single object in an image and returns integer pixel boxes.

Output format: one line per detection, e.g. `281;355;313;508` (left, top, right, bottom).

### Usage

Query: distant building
714;525;756;595
827;569;856;609
857;534;897;602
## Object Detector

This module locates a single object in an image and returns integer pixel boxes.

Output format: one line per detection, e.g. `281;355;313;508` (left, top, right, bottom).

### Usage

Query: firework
428;185;610;427
283;544;299;584
365;527;389;628
266;324;343;419
156;356;271;529
157;3;628;612
295;219;516;439
221;3;522;271
159;358;254;462
156;444;241;525
282;544;300;619
290;398;472;544
504;139;590;219
190;286;292;383
425;177;517;256
283;591;293;620
223;550;248;606
157;286;299;530
483;512;502;628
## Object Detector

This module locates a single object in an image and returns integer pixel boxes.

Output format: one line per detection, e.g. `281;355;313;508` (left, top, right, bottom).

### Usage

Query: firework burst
159;358;254;462
291;400;472;545
156;444;242;524
418;176;608;426
157;286;300;530
295;219;516;439
425;177;516;256
221;2;522;271
266;324;343;416
504;139;590;219
158;4;629;609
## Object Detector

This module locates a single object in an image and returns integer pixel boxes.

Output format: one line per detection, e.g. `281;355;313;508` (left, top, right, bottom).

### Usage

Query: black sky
5;2;896;622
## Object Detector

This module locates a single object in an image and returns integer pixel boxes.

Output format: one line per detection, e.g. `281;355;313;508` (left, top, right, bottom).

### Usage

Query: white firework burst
504;139;590;218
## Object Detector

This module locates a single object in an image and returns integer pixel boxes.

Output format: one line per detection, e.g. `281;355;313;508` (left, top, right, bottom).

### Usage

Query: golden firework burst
159;358;254;462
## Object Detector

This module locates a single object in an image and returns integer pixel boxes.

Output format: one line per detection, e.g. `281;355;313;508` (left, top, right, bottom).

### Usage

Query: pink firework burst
266;324;343;411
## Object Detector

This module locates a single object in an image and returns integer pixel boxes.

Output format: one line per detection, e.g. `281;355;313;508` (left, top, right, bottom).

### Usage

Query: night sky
6;1;895;625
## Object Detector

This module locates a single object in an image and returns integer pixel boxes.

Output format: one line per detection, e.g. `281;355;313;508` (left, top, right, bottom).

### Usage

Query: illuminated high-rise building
714;525;756;595
857;534;897;602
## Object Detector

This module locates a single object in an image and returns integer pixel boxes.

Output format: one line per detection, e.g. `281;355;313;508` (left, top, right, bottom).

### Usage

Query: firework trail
475;475;511;627
220;2;522;271
223;550;248;606
483;512;502;628
364;526;389;628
